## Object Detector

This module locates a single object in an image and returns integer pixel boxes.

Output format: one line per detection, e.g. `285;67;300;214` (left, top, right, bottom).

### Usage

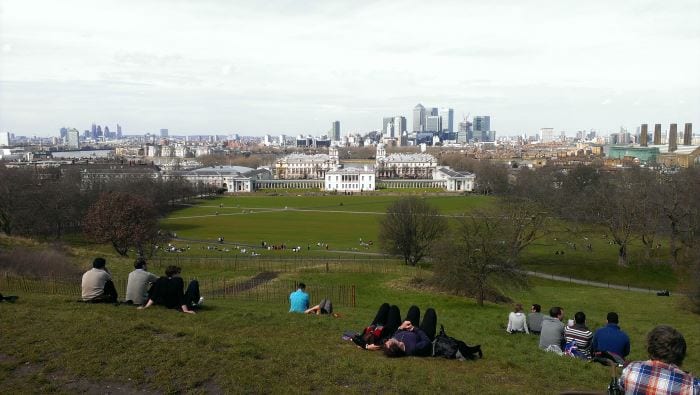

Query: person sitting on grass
138;265;202;314
81;257;118;303
564;311;593;359
620;325;700;394
527;304;544;335
125;257;158;306
506;303;529;334
539;306;565;353
591;312;630;360
304;298;333;315
289;282;309;313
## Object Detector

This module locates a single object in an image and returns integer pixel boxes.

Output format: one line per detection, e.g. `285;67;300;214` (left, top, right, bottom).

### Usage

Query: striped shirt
621;360;700;395
564;324;593;358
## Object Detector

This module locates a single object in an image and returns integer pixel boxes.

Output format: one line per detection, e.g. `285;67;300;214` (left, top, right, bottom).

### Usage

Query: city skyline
1;0;699;137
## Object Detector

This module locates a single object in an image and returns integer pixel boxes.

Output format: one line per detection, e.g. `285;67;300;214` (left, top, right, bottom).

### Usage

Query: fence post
351;285;356;307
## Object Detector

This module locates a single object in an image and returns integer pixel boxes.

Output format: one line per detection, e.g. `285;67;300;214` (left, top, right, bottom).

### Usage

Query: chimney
683;123;692;146
654;124;662;145
640;124;648;147
668;123;678;152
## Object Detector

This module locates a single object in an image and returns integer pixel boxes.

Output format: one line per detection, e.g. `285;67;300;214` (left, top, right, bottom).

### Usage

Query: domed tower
376;143;386;167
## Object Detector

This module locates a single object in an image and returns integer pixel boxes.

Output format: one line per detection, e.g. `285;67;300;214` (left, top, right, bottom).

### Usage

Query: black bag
432;325;483;360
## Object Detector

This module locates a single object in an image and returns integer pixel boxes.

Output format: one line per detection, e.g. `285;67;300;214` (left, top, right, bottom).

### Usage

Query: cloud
1;44;11;53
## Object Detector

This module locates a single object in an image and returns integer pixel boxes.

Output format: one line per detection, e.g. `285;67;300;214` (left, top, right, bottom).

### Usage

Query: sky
1;0;699;137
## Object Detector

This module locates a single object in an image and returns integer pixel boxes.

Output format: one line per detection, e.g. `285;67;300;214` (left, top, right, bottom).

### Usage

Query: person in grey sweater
539;306;565;352
125;257;158;306
527;304;544;334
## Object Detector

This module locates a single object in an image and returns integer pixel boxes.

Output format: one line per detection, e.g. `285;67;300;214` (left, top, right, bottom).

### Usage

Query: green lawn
1;272;698;394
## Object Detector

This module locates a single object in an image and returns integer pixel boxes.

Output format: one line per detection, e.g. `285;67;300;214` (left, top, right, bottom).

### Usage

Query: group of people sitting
80;257;203;314
506;303;630;360
506;303;699;393
288;283;333;315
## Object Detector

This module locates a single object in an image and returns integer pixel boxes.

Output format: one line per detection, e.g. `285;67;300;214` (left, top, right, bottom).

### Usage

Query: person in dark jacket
138;265;201;314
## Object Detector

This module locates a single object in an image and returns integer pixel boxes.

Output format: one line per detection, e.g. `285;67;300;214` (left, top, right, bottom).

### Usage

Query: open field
158;195;677;290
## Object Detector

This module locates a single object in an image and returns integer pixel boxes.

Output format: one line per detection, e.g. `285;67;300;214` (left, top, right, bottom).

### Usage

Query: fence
0;273;357;307
150;255;422;276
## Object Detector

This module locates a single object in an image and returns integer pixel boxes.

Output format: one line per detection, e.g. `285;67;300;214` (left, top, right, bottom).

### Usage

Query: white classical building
164;166;272;192
324;167;376;192
375;143;438;179
274;146;340;179
433;167;475;192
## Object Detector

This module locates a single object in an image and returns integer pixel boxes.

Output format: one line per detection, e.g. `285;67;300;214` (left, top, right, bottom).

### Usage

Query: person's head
647;325;687;366
165;265;181;277
92;257;106;269
298;283;306;291
606;312;619;324
549;306;563;319
531;304;541;313
574;311;586;325
514;303;523;313
383;338;406;358
134;256;147;270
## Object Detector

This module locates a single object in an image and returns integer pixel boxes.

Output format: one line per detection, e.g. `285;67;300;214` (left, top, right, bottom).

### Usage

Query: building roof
277;153;336;164
379;153;436;164
326;167;374;175
436;166;474;178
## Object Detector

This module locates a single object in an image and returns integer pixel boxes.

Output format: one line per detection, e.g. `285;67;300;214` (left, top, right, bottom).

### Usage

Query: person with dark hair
289;282;309;313
0;292;19;302
591;312;630;359
564;311;593;359
506;303;529;334
138;265;201;314
620;325;700;394
81;257;118;303
125;257;158;306
539;306;565;352
380;308;437;357
527;304;543;335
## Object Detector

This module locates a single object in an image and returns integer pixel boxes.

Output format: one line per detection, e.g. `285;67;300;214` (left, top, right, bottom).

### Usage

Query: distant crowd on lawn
80;257;204;314
506;302;700;394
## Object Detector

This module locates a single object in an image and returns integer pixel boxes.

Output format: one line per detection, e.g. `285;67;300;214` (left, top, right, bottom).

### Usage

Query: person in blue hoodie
591;312;631;359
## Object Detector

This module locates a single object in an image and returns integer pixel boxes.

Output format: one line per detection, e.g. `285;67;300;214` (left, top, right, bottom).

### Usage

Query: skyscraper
412;104;425;132
382;117;395;136
116;124;122;139
104;126;111;139
393;116;406;140
457;118;472;143
439;108;454;134
160;128;169;138
332;121;340;141
426;116;442;133
67;129;80;149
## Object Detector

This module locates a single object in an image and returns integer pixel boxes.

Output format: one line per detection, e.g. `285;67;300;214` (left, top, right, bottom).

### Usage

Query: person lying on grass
353;303;436;357
138;265;202;314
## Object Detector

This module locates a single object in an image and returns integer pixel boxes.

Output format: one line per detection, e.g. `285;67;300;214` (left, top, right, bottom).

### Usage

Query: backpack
432;325;483;360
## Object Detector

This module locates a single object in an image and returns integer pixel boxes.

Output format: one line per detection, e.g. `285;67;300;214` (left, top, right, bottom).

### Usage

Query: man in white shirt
125;257;159;306
81;257;118;303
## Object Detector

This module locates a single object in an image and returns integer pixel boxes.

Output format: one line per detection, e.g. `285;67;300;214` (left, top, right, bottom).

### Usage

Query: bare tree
378;197;447;266
83;192;160;256
432;209;527;306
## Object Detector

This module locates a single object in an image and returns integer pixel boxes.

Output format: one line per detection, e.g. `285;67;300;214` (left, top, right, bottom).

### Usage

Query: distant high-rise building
393;116;406;140
540;127;555;143
439;108;454;134
96;125;103;138
0;132;10;147
104;126;111;139
668;123;678;152
473;116;490;134
332;121;340;141
91;123;97;139
116;124;122;139
457;118;471;143
412;104;426;132
66;129;80;149
60;127;68;140
426;116;442;133
382;117;394;136
160;128;169;138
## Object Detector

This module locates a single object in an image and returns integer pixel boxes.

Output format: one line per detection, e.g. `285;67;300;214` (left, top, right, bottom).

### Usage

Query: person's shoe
197;297;204;306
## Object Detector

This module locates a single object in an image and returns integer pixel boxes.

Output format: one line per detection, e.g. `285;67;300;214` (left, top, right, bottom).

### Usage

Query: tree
378;197;447;265
432;209;526;306
83;192;160;256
